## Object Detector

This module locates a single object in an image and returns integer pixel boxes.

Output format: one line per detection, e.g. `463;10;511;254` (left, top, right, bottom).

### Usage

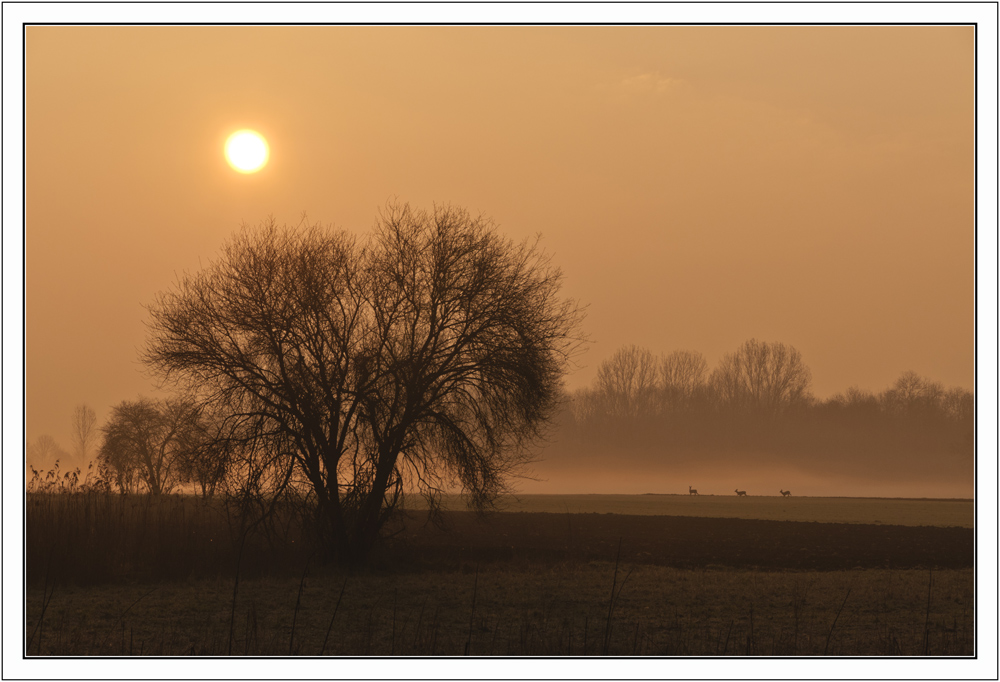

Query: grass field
409;494;974;528
26;564;972;656
24;492;976;656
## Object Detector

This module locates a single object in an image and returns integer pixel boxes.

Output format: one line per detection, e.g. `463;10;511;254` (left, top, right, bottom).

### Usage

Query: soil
388;511;974;571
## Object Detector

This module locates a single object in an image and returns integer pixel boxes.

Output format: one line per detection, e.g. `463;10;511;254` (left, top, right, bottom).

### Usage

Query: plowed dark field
392;511;974;571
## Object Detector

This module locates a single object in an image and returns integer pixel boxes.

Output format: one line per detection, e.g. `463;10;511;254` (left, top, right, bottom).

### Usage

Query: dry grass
25;564;973;656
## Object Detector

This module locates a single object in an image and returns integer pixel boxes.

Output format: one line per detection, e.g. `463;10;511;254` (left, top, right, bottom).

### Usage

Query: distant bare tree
880;371;945;418
834;386;879;410
876;372;972;458
26;435;69;471
99;397;200;494
567;387;601;428
594;345;661;419
942;387;974;423
660;350;708;409
710;339;812;417
70;404;98;465
143;203;584;562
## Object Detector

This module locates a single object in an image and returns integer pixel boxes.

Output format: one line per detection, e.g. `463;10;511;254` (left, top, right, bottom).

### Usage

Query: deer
780;489;791;497
735;489;747;497
688;486;698;495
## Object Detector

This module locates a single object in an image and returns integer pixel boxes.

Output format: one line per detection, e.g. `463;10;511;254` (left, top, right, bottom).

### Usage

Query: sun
224;130;269;173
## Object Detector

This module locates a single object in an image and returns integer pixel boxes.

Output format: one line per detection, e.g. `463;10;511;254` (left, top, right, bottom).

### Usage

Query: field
24;493;975;657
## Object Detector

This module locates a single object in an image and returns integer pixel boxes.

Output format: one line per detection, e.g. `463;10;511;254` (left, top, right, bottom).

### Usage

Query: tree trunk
309;459;353;564
344;446;399;564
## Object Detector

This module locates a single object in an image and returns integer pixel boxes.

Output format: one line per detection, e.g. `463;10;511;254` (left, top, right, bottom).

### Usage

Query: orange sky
25;25;976;448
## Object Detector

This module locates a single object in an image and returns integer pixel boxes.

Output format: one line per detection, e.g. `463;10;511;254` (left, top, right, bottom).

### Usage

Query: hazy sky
25;25;975;447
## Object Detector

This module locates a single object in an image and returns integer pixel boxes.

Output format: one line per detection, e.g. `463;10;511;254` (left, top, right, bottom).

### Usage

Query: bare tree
99;397;200;494
70;404;98;465
26;435;69;471
660;350;708;409
828;385;882;426
880;371;945;418
710;339;812;417
143;203;584;562
942;386;974;424
593;345;661;419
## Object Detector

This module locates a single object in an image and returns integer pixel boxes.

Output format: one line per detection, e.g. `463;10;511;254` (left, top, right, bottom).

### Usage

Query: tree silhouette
70;404;98;465
710;338;812;417
26;434;68;471
99;397;199;495
593;345;660;419
143;203;584;562
660;350;709;410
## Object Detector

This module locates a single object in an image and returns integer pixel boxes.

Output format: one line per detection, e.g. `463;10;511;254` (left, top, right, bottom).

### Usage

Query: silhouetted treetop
710;338;812;416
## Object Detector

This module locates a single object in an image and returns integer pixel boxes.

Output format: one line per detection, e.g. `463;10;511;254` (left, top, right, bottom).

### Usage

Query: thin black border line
16;18;984;674
971;11;977;662
17;14;28;677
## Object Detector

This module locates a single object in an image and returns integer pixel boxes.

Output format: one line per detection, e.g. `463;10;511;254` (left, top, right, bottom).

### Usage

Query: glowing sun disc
225;130;269;173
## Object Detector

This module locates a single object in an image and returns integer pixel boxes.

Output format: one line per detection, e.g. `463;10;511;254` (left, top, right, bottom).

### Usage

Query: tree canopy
143;203;584;561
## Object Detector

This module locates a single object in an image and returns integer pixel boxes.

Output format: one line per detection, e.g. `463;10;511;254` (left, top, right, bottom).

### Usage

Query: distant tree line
32;339;971;499
562;340;974;470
